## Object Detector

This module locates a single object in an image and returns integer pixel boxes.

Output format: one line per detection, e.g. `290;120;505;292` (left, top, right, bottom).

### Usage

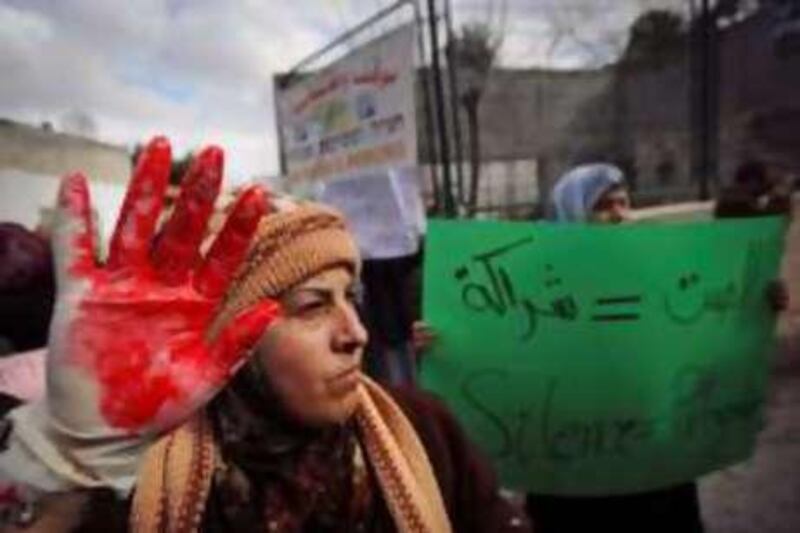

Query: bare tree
449;23;500;216
539;0;633;67
531;0;693;68
620;9;686;67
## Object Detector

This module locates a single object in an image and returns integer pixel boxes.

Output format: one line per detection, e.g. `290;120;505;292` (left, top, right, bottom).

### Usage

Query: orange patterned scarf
130;376;451;533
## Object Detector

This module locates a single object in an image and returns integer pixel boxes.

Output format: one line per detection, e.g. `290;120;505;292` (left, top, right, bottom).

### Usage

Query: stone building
417;5;800;216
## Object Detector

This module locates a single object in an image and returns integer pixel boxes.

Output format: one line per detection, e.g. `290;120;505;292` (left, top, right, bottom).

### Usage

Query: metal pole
690;0;709;201
699;0;710;200
694;0;718;201
425;0;455;217
707;0;719;196
273;74;289;177
444;0;466;207
412;0;442;213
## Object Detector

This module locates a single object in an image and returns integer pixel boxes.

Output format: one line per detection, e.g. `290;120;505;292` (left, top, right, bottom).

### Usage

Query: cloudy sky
0;0;687;187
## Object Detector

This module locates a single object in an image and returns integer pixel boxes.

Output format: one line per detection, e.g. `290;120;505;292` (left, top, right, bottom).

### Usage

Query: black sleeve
75;489;129;533
714;188;751;219
389;386;532;533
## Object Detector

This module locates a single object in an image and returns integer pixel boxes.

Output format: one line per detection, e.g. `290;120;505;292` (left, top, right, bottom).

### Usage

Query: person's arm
0;485;129;533
0;137;279;512
765;279;789;313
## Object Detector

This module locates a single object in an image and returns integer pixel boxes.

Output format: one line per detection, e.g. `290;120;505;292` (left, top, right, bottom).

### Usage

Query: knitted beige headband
208;201;360;339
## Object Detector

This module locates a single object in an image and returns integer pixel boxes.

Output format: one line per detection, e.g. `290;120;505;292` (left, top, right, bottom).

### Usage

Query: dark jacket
385;387;529;532
714;187;792;219
526;483;703;533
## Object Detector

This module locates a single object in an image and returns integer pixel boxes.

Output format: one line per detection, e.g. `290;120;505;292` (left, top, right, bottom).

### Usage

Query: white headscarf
548;163;625;222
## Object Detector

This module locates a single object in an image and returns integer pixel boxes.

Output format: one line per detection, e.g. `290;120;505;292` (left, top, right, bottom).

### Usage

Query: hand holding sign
411;320;438;353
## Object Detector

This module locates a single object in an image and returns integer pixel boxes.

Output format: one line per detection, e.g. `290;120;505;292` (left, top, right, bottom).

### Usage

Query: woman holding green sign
414;163;705;532
528;163;706;533
414;162;790;532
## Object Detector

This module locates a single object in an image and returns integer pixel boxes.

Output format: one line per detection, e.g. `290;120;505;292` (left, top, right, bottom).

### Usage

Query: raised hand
47;136;279;435
0;136;279;506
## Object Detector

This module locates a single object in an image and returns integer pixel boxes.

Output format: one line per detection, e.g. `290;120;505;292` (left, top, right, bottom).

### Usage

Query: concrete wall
0;120;131;252
0;169;126;256
0;120;130;183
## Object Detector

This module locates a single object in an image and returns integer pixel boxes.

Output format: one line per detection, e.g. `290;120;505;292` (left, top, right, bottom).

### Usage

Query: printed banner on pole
421;217;786;495
276;24;417;185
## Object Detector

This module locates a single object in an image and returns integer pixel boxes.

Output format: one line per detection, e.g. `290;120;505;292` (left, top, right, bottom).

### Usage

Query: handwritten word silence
453;237;763;341
460;367;762;465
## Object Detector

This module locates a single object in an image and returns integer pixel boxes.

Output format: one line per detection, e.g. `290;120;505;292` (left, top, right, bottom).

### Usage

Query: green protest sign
421;217;786;495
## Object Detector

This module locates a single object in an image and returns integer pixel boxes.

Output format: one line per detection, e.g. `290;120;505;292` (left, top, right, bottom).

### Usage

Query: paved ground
700;197;800;532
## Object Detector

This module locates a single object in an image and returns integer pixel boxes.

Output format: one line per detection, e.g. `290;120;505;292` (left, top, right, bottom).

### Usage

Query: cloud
0;0;689;185
0;0;342;185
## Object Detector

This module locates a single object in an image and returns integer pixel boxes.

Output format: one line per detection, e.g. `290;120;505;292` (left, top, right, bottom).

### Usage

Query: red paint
57;172;96;277
71;279;220;430
152;146;223;285
210;299;281;369
71;286;279;430
56;139;280;432
58;172;90;219
195;185;267;297
107;136;171;272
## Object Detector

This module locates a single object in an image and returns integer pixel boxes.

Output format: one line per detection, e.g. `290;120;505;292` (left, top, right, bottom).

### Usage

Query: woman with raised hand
527;163;704;533
0;137;528;532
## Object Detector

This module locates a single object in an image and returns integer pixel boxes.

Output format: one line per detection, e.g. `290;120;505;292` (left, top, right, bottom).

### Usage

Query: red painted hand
48;136;279;435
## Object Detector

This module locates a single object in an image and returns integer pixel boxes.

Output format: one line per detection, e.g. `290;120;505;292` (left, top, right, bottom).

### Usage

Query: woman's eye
297;300;326;314
284;297;327;317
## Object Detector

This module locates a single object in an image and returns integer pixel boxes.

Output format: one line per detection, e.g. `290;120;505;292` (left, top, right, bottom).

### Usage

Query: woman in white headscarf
528;162;705;533
547;163;631;224
415;162;705;531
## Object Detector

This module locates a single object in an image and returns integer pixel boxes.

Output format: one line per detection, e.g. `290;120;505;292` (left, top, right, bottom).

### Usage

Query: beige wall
0;120;130;183
0;121;131;247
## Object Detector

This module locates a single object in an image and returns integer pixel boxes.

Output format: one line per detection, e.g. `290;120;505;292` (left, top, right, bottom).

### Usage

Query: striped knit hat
208;200;360;339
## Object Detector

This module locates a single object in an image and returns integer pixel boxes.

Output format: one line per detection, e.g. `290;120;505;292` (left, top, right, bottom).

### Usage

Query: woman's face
590;186;630;224
254;266;368;426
